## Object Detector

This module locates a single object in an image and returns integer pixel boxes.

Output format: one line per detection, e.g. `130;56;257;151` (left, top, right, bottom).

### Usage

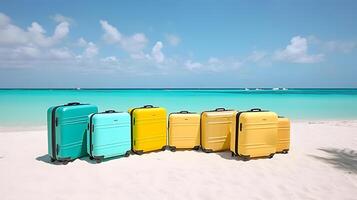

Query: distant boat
282;88;288;90
76;88;81;90
255;88;261;91
245;88;249;91
272;88;280;90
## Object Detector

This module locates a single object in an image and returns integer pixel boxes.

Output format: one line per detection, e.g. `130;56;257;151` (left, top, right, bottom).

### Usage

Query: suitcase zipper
51;106;61;160
89;113;96;157
235;112;243;155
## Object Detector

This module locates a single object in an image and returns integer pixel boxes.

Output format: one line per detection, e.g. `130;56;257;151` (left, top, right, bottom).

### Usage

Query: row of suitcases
47;103;290;164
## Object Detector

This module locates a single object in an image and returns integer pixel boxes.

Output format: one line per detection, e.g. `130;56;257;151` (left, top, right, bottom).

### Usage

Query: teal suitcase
87;110;131;163
47;102;98;164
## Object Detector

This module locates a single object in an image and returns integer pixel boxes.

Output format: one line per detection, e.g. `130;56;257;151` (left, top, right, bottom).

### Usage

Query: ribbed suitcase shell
129;105;167;154
47;103;98;163
168;111;200;150
201;108;237;152
277;117;290;153
87;111;131;162
231;109;278;160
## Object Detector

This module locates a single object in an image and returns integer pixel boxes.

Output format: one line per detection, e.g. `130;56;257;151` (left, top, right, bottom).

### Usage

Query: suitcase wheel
268;153;275;159
282;150;289;154
193;146;200;151
242;155;250;161
62;160;69;165
169;146;176;152
231;152;235;157
95;159;102;164
202;148;213;153
89;156;94;160
136;150;144;155
161;146;167;151
124;151;131;157
50;157;56;162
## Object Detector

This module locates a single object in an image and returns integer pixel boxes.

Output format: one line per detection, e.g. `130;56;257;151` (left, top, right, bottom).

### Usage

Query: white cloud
185;60;202;70
120;33;148;54
51;14;73;24
83;42;98;58
0;12;70;47
323;41;356;53
77;37;88;47
151;41;164;63
165;34;180;46
308;36;357;53
246;51;267;62
52;22;70;41
100;20;148;57
0;12;75;69
49;48;73;59
101;56;118;63
0;12;11;27
274;36;324;63
100;20;122;43
103;57;116;62
208;57;220;64
14;46;41;58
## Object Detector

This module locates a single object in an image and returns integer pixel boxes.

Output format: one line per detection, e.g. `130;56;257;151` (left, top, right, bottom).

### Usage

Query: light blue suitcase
87;110;131;163
47;102;98;164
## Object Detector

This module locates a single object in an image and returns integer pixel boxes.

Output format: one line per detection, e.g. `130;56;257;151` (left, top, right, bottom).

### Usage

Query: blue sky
0;0;356;88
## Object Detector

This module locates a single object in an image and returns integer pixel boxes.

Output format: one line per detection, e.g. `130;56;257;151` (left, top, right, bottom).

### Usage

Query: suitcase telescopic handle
250;108;262;112
143;105;154;108
215;108;226;111
104;110;116;113
66;102;80;106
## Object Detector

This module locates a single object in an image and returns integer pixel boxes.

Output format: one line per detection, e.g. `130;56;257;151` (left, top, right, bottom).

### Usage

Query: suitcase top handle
179;111;189;114
143;105;154;108
66;102;80;106
215;108;226;112
104;110;116;113
250;108;262;112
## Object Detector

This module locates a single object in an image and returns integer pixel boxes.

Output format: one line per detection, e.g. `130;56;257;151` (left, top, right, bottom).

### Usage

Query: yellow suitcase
129;105;167;154
201;108;237;153
168;111;200;151
277;116;290;154
231;108;278;161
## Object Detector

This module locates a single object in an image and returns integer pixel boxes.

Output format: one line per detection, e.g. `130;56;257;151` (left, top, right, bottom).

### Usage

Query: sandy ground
0;121;357;200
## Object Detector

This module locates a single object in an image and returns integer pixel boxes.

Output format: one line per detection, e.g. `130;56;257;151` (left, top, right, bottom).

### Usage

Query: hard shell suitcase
168;111;200;151
129;105;167;154
47;102;98;164
87;110;131;163
231;108;278;161
277;116;290;154
201;108;237;153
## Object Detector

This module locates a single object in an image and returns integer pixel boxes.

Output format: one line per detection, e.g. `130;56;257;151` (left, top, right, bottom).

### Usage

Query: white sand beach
0;121;356;200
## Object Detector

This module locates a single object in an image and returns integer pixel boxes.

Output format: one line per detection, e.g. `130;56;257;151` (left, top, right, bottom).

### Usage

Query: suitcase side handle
104;110;116;113
215;108;226;111
250;108;262;112
66;102;80;106
143;105;154;108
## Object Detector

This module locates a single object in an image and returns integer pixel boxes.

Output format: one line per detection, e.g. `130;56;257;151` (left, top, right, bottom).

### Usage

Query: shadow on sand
309;148;357;174
215;151;237;161
79;156;126;164
36;154;63;165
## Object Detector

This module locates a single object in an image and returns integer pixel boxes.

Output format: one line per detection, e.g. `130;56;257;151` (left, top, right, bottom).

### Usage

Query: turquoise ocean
0;88;357;126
